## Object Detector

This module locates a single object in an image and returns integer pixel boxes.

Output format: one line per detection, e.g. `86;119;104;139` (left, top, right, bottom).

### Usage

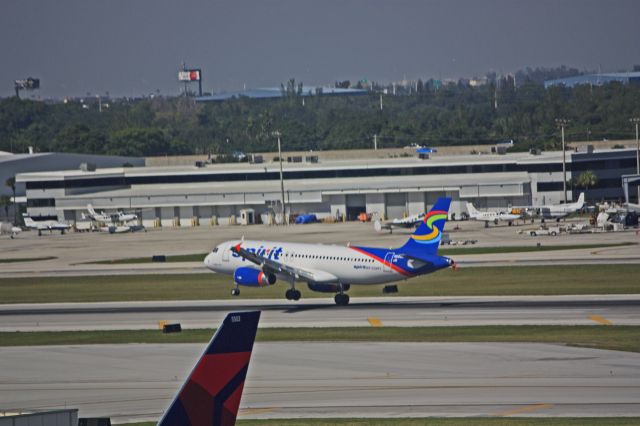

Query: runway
1;342;639;422
1;221;638;278
1;295;639;331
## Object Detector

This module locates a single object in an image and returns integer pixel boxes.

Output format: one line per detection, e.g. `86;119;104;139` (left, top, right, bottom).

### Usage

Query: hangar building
16;148;638;227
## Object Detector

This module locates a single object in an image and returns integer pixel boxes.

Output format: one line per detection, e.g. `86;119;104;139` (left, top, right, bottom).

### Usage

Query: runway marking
493;403;554;416
239;407;276;416
157;320;168;329
368;317;383;327
589;315;613;325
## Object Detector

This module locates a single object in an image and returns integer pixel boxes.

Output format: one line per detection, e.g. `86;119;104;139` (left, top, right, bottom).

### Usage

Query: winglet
157;311;261;426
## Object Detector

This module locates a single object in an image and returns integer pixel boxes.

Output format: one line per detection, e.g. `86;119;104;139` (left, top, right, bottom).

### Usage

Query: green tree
107;128;170;156
4;177;16;224
0;195;11;220
577;170;598;193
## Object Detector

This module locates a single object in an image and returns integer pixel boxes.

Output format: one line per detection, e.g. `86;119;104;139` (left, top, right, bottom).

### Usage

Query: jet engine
307;283;350;293
234;267;276;287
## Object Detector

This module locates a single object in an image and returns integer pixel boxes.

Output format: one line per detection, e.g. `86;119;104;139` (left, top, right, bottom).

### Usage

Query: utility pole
555;118;570;204
379;94;383;111
631;118;640;202
373;134;377;151
273;131;287;224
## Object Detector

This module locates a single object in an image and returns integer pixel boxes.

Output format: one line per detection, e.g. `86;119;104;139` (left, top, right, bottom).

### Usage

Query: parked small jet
537;192;585;221
373;212;426;233
82;204;111;222
204;198;454;305
465;202;521;226
116;210;138;223
83;203;138;223
22;214;70;236
158;311;260;426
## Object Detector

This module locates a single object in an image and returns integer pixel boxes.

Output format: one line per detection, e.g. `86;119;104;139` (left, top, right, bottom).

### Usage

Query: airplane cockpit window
212;247;219;253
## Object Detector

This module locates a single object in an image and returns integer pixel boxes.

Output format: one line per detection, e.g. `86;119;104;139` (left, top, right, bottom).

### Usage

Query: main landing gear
334;293;350;306
231;287;240;296
334;283;350;306
285;288;301;301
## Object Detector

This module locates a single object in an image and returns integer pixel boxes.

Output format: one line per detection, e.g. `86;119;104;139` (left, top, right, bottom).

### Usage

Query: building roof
544;72;640;88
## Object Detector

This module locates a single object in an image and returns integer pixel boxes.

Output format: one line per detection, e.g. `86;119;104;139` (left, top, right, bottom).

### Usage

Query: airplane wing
231;243;338;283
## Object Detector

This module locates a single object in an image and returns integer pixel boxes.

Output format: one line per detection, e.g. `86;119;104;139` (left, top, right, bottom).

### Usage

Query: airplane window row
288;253;374;263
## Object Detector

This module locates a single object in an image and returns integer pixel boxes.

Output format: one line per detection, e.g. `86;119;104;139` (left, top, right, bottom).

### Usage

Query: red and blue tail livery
158;311;261;426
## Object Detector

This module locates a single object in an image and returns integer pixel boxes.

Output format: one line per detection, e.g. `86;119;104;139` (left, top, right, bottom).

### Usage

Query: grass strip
120;418;640;426
84;242;636;264
0;256;56;263
438;242;636;255
2;326;639;353
1;264;639;304
88;253;206;264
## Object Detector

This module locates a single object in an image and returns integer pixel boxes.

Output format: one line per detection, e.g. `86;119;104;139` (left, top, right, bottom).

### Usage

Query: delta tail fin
158;311;261;426
400;197;451;256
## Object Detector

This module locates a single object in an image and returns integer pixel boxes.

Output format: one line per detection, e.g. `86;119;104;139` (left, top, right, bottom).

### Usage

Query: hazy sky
2;0;639;98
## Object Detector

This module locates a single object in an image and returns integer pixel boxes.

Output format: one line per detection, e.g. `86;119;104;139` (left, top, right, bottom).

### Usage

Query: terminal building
16;147;638;227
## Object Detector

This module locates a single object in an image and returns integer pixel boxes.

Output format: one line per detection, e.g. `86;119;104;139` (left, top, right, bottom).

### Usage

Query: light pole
555;118;569;204
272;131;286;224
631;118;640;202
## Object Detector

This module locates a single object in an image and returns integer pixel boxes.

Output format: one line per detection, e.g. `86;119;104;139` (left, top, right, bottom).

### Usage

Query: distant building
16;148;637;226
195;86;367;102
544;72;640;88
1;152;144;198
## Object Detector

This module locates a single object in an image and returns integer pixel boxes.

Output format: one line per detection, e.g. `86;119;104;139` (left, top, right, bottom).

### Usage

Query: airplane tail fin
22;215;35;227
465;202;480;218
87;204;97;216
399;197;451;256
576;192;585;207
158;311;261;426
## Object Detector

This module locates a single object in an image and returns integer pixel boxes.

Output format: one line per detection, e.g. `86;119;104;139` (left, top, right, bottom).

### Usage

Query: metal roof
544;72;640;88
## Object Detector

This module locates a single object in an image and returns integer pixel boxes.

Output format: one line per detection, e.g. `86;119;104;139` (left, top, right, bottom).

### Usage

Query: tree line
2;69;640;157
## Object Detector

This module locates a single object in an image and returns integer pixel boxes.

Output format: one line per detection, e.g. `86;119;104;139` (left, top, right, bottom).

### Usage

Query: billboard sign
178;70;201;82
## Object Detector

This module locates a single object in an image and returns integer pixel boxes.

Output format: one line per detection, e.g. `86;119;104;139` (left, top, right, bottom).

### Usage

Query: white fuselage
204;240;410;285
471;211;520;222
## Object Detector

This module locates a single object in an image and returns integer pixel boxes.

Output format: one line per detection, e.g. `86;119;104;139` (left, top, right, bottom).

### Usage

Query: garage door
346;194;366;221
385;193;407;219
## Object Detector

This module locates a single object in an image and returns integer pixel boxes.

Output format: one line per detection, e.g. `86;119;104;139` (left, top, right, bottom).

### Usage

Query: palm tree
577;170;598;193
0;195;10;221
5;177;16;224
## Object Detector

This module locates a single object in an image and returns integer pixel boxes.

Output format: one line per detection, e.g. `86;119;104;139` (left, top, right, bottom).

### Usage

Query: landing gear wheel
334;293;350;306
286;289;301;301
231;288;240;296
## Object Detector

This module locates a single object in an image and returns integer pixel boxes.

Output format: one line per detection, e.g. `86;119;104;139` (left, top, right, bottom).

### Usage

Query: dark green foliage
2;77;640;156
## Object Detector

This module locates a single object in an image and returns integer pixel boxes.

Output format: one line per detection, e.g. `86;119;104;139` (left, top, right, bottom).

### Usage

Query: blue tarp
295;214;318;224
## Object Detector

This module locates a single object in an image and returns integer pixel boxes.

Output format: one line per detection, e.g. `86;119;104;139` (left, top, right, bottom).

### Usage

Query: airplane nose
204;253;213;269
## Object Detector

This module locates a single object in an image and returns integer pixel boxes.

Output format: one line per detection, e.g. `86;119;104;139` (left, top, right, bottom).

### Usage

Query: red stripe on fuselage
349;246;414;277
